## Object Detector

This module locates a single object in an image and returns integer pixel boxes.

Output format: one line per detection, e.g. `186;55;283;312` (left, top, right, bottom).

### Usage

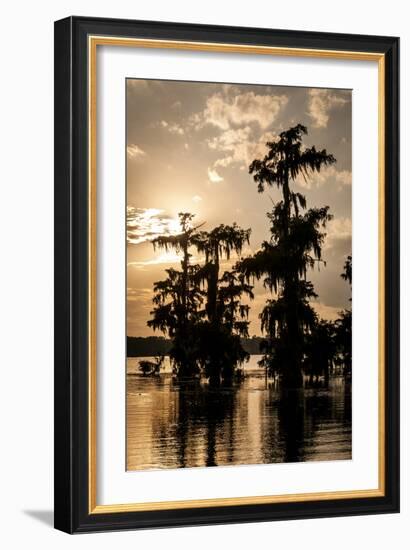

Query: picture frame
54;16;400;533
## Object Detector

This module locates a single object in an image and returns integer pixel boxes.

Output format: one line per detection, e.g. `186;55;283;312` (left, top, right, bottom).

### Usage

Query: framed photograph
54;16;399;533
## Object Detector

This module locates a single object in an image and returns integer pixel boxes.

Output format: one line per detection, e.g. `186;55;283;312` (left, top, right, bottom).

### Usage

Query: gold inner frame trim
88;35;386;514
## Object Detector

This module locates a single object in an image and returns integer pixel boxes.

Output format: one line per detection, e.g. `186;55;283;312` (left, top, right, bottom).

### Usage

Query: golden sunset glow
127;79;352;337
126;78;353;473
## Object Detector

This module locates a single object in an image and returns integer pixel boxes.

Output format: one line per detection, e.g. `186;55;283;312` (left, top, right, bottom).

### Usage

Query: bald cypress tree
192;224;252;384
148;213;205;377
240;125;336;388
148;214;253;381
334;255;352;376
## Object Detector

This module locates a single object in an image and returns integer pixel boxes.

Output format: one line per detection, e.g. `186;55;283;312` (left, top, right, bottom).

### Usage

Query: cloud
193;89;288;131
192;195;203;203
128;252;182;269
307;89;349;128
159;120;185;135
127;207;181;244
324;217;352;250
296;166;351;190
208;127;276;169
128;251;201;270
127;144;147;159
207;168;224;183
209;126;252;152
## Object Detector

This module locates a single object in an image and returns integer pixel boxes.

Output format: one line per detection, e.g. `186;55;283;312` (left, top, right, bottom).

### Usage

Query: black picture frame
54;16;400;533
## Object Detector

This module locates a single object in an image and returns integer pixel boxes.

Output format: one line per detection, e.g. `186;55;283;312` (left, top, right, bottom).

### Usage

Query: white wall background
0;0;407;547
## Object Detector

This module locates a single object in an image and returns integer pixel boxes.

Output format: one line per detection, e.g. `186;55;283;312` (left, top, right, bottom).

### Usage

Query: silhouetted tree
193;225;253;384
194;224;251;324
257;280;318;380
138;355;164;376
195;269;254;383
334;310;352;375
240;124;336;388
218;270;253;335
304;319;336;384
148;213;205;377
341;255;352;286
148;214;253;382
334;255;352;375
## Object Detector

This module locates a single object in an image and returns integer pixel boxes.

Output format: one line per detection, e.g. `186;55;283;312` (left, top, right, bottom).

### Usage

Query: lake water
127;356;352;471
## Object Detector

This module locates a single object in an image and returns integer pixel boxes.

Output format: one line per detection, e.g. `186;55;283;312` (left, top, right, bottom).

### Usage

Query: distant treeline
127;336;264;357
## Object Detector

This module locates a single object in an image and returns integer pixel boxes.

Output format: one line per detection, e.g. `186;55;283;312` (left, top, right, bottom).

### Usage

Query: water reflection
127;367;352;471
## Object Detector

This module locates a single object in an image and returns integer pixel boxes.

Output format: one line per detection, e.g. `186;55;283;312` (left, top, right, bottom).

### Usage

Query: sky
126;79;352;337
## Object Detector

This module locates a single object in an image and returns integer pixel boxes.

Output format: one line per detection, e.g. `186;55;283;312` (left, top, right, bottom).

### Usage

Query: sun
127;207;182;245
